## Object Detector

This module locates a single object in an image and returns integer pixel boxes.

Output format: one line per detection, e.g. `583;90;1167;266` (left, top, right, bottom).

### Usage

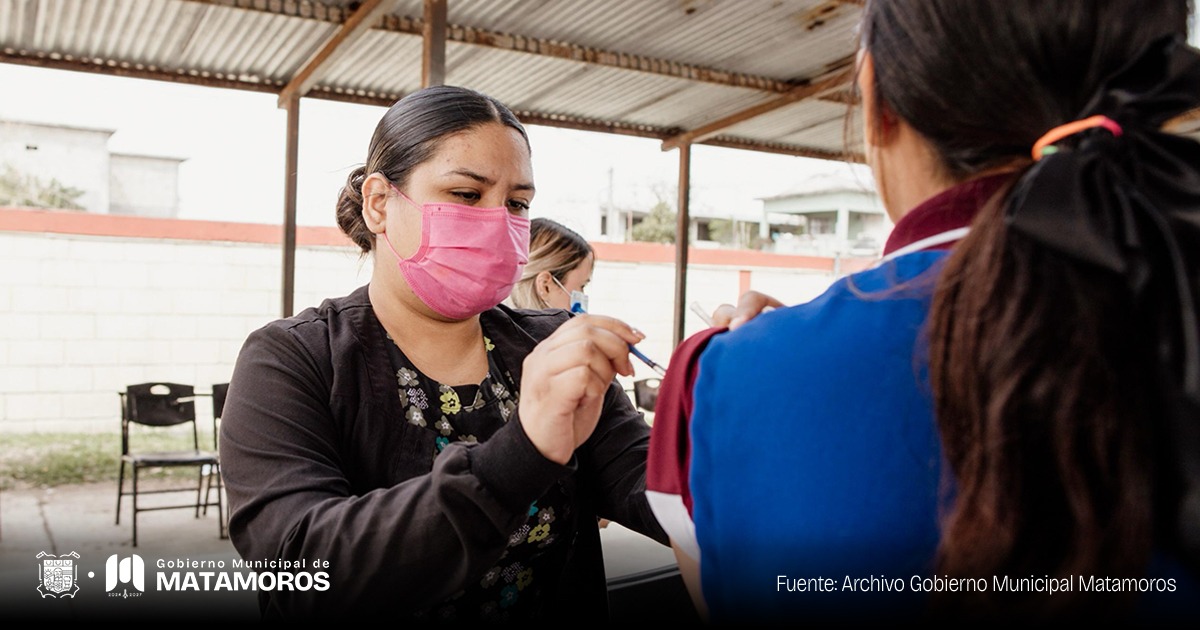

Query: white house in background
593;204;764;248
109;152;186;218
576;166;891;254
0;118;184;217
757;169;890;257
0;119;112;213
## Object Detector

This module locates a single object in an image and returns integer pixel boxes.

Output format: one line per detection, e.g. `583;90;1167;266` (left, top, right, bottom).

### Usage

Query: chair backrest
210;382;230;450
633;378;661;413
211;383;229;421
121;383;199;454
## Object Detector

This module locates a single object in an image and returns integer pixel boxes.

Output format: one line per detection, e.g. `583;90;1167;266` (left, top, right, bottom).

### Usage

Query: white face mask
551;275;589;314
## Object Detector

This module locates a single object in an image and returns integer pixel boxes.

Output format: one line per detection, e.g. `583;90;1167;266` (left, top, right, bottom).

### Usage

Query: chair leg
216;466;227;540
202;465;213;517
194;468;204;518
131;464;139;548
116;460;126;525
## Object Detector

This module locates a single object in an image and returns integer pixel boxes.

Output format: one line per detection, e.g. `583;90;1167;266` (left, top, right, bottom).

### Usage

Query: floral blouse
384;328;575;622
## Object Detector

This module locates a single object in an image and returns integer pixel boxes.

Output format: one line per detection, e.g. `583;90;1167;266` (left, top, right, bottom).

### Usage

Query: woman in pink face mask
218;85;667;621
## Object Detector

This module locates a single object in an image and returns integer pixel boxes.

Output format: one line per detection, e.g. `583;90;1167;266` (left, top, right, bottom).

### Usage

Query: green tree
630;200;677;244
0;164;86;210
706;218;739;245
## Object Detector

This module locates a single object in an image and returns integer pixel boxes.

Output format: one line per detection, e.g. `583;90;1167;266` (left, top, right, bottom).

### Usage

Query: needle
572;304;667;377
689;301;715;327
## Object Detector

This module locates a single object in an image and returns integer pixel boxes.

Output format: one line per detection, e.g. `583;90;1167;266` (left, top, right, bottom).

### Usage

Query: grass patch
0;429;216;490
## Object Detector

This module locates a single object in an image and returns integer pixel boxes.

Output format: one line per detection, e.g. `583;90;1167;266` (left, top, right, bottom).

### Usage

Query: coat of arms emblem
37;551;80;598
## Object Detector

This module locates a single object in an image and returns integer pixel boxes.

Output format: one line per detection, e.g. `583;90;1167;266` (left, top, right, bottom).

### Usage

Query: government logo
106;553;146;598
37;550;80;598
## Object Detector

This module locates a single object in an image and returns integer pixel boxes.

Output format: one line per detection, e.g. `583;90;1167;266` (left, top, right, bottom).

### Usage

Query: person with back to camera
507;217;594;314
647;0;1200;623
217;84;667;622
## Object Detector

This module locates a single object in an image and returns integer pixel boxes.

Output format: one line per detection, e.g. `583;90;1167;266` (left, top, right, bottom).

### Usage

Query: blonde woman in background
508;217;594;312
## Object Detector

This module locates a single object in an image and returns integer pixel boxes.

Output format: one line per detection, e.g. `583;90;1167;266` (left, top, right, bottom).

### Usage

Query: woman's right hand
711;290;785;330
519;314;641;465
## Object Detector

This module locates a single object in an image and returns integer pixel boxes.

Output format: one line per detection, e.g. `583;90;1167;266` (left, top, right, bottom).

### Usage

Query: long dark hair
862;0;1198;618
335;85;529;254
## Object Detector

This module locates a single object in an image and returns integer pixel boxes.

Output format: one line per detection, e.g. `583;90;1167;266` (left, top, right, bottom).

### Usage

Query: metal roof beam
417;20;798;93
661;66;855;152
701;137;861;162
0;49;861;160
181;0;806;94
275;0;398;108
0;49;287;93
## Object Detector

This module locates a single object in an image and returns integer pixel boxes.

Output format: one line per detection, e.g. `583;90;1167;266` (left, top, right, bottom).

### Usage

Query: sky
0;62;863;236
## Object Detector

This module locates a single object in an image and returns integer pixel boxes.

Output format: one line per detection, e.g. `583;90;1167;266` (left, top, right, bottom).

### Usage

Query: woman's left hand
518;314;642;465
710;290;784;330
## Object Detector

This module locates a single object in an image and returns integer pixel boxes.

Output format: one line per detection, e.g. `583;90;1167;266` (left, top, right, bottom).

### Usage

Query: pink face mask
381;186;530;320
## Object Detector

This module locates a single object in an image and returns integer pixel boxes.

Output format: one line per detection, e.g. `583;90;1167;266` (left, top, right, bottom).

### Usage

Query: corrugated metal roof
0;0;865;159
430;0;860;81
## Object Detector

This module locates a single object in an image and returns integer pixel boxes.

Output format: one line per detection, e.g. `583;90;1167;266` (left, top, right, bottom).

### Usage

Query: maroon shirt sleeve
645;326;727;558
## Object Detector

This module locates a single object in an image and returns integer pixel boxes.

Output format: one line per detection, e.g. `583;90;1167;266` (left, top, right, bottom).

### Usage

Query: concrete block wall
586;261;836;379
0;231;370;431
0;209;853;432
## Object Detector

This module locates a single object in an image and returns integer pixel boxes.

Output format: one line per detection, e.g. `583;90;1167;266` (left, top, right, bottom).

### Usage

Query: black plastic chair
200;382;229;535
115;382;225;547
633;378;662;413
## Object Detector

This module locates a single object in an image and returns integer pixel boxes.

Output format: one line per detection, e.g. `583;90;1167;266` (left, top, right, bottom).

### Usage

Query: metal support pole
672;143;692;348
282;94;300;318
422;0;447;87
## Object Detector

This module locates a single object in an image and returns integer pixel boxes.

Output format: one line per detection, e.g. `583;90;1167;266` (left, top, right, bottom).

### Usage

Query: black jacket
219;285;667;620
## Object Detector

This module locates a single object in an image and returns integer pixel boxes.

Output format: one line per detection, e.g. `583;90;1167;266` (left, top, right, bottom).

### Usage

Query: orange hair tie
1032;115;1123;161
